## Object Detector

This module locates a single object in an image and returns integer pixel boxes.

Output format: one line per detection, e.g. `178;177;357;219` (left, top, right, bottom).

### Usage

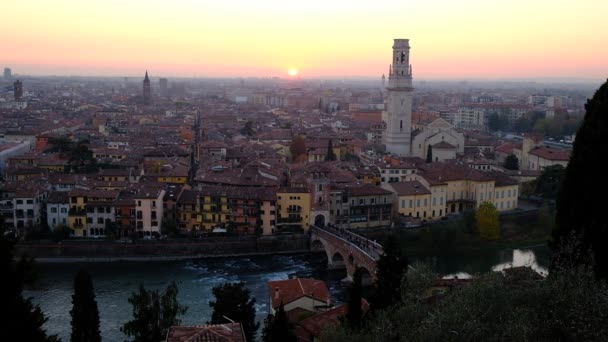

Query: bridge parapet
310;225;384;282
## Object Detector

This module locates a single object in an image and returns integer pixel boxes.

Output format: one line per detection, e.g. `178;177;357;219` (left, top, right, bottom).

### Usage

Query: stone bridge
310;225;384;283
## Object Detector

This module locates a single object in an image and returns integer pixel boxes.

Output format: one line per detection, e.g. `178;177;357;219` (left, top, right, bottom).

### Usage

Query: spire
144;70;149;82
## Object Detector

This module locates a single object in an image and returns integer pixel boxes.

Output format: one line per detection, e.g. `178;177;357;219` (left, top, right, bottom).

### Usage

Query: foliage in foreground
322;263;608;342
208;282;259;342
70;269;101;342
121;282;187;342
0;219;58;342
475;202;500;240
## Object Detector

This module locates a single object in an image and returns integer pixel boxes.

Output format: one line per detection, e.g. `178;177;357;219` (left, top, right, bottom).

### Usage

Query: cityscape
1;1;608;342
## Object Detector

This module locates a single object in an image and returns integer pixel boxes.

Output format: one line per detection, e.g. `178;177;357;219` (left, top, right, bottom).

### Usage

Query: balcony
277;216;302;224
69;207;87;216
287;207;302;213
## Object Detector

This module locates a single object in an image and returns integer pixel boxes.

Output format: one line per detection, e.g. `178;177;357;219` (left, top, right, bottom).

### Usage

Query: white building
13;188;47;233
46;192;69;229
411;118;464;162
135;188;165;237
382;39;414;156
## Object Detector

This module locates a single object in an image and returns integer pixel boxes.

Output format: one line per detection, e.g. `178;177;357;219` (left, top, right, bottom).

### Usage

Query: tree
534;165;565;199
503;154;519;170
554;79;608;279
475;202;500;240
161;218;180;238
289;135;306;162
121;282;188;342
487;112;508;132
322;264;608;342
52;224;72;242
263;303;295;342
241;121;256;136
209;282;259;342
0;218;58;342
325;139;337;161
346;268;363;329
67;141;98;173
70;269;101;342
425;145;433;163
370;236;409;310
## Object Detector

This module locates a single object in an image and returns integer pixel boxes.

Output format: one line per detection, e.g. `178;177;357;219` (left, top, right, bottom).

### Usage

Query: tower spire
144;70;149;81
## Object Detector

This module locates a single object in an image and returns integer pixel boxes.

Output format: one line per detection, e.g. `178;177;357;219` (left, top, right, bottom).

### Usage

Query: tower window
400;120;403;132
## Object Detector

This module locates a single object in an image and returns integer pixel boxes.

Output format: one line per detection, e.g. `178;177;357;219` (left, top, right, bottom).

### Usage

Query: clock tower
382;39;413;156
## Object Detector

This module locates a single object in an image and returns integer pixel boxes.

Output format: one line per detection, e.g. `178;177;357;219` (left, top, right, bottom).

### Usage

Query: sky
1;0;607;79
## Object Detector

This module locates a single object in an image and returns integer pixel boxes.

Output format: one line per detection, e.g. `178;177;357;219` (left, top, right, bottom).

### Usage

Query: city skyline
1;0;607;79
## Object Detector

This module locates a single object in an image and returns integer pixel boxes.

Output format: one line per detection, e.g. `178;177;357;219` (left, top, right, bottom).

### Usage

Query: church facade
411;118;465;162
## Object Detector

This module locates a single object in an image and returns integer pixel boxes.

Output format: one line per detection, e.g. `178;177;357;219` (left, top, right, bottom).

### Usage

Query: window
423;198;427;206
402;200;405;208
409;199;413;208
50;207;57;213
87;217;93;224
417;199;420;207
98;218;104;224
440;197;444;205
16;200;23;204
61;207;67;213
137;200;142;206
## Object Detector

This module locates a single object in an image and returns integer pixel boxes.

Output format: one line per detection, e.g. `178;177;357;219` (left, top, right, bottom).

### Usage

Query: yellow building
176;189;200;231
198;186;229;231
68;190;88;237
276;188;311;233
385;181;433;220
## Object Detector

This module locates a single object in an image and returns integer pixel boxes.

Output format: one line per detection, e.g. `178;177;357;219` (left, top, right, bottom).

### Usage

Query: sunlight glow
288;68;298;77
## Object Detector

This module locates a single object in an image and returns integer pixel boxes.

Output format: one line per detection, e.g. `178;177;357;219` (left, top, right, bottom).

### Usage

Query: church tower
382;39;413;156
143;71;151;105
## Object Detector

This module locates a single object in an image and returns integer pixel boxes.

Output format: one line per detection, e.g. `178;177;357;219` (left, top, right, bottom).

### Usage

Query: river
25;246;549;341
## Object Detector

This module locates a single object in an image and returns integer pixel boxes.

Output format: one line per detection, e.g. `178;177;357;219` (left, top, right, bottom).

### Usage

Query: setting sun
288;68;298;76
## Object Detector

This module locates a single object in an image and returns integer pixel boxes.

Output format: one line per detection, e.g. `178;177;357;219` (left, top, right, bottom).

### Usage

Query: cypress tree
370;236;409;310
209;282;259;342
264;303;295;342
0;218;58;342
70;269;101;342
553;79;608;279
325;139;337;161
346;267;363;329
426;145;433;163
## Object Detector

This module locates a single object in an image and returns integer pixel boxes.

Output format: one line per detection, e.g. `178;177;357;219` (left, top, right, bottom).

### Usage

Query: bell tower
382;39;413;156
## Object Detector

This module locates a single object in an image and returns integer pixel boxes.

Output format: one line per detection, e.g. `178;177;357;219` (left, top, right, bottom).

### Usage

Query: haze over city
2;0;607;79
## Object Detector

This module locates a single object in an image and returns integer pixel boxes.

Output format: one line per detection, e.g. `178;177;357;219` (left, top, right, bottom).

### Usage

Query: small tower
382;39;414;156
13;80;23;101
381;74;386;88
143;71;151;105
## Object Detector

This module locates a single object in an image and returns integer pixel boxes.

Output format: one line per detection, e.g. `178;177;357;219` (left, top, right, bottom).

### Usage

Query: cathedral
382;39;414;156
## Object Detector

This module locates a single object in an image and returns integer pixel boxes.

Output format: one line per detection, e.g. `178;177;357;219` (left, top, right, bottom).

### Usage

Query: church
382;39;462;161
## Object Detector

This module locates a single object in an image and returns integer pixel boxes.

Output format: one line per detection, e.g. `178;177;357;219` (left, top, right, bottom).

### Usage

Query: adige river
25;247;549;341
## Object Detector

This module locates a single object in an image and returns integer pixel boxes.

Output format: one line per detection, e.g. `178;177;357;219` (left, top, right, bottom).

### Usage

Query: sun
288;68;298;77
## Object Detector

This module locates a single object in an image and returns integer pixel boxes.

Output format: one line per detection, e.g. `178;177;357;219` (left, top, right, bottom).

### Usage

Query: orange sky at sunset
1;0;607;79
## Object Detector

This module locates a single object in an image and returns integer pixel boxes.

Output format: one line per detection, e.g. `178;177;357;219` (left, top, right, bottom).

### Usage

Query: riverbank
16;234;312;262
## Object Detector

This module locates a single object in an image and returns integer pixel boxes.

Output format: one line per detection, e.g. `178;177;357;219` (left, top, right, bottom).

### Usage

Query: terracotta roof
267;278;330;310
528;147;570;161
432;141;456;149
295;300;370;340
165;323;246;342
389;181;431;196
334;183;392;196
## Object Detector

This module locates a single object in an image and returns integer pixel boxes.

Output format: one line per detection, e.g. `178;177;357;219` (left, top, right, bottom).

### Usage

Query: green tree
346;267;363;329
289;135;306;162
52;224;72;242
161;219;180;238
325;139;337;161
487;112;508;132
209;282;259;342
67;141;98;173
121;282;188;342
370;236;409;310
475;202;500;240
554;79;608;279
70;269;101;342
425;145;433;163
0;218;58;342
534;165;565;199
503;154;519;170
323;265;608;342
263;303;295;342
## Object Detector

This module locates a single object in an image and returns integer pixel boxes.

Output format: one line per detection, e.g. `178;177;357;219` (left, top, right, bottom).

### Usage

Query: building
3;67;11;79
13;188;47;233
46;192;69;229
276;188;311;234
411;118;464;162
329;183;393;229
86;190;120;237
382;39;414;156
143;71;151;105
165;323;246;342
267;278;331;322
13;79;23;101
511;134;570;171
385;180;436;220
159;78;168;96
135;188;165;237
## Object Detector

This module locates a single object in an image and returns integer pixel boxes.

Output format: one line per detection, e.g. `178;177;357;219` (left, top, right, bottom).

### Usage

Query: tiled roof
389;181;431;196
267;278;330;309
528;147;570;161
165;323;246;342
